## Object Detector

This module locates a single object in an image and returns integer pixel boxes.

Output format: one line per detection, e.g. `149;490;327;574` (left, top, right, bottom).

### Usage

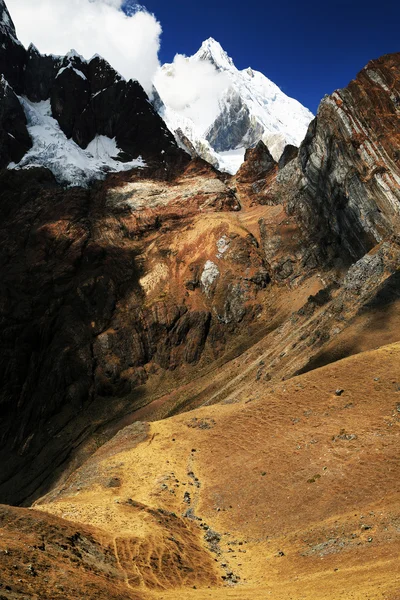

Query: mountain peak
193;37;235;71
0;0;17;38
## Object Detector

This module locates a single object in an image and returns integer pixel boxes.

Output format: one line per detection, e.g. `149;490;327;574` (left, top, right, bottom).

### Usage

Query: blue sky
124;0;400;113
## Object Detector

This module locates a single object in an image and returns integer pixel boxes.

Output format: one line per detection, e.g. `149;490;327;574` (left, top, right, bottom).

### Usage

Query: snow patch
56;65;87;80
65;49;86;62
217;149;246;174
8;98;146;187
201;261;219;295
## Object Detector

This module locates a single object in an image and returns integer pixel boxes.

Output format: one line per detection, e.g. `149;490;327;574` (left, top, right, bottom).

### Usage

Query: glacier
8;98;146;187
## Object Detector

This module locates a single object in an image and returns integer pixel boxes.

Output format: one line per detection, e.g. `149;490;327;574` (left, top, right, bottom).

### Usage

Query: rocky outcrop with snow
155;38;314;173
0;0;182;185
0;0;312;182
9;98;146;186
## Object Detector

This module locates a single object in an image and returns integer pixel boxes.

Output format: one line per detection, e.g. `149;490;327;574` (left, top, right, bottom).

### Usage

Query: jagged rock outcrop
0;0;26;92
236;140;277;184
0;75;32;167
47;51;177;160
274;53;400;266
24;44;62;101
253;52;400;285
235;140;278;205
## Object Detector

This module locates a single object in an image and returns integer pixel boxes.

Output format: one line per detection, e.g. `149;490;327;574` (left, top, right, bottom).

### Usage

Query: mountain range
0;0;399;598
1;0;313;183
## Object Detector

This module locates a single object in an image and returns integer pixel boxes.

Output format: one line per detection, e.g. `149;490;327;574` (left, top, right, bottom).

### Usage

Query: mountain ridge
0;6;313;183
0;2;183;185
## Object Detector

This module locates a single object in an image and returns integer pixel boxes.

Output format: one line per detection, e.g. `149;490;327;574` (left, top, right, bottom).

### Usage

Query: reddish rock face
0;158;271;505
236;140;277;184
234;140;278;206
252;52;400;284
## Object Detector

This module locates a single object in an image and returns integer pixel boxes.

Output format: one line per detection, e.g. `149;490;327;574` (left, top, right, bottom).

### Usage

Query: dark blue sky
125;0;399;114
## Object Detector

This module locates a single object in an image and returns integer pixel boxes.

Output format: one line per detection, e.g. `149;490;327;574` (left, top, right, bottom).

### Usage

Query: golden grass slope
29;342;400;600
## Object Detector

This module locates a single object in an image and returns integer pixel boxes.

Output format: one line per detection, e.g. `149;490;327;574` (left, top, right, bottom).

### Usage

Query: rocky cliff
253;52;400;284
0;0;26;93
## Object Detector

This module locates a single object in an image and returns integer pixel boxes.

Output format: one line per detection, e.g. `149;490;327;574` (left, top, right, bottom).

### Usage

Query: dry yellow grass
34;343;400;599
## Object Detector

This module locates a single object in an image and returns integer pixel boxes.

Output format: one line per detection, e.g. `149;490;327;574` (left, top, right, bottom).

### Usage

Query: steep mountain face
0;74;32;167
0;6;181;185
0;0;26;93
262;51;400;281
155;38;314;172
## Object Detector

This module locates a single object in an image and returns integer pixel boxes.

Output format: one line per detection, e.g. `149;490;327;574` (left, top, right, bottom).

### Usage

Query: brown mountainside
0;4;399;596
1;52;400;507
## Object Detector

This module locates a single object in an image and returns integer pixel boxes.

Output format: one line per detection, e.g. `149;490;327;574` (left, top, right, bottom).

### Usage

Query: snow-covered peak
155;37;314;173
65;49;86;62
192;38;235;71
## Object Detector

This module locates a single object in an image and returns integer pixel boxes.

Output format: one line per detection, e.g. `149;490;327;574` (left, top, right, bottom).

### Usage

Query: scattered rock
332;429;358;442
204;529;222;554
187;417;216;430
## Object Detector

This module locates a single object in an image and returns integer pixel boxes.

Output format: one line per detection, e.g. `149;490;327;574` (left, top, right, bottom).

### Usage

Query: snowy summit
155;38;314;173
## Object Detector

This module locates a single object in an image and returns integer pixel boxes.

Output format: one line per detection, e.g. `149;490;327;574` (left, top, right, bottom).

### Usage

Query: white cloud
6;0;161;94
154;54;230;133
